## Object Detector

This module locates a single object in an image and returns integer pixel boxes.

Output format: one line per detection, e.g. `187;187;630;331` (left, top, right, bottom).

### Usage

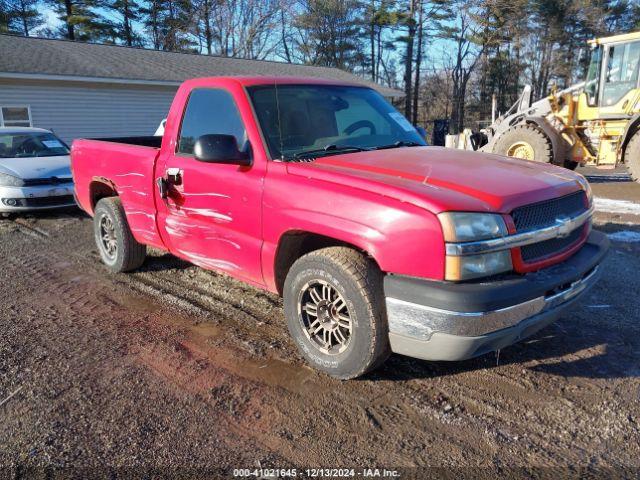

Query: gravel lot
0;167;639;477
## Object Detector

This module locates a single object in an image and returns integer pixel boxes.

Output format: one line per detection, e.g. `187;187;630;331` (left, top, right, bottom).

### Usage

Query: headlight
438;212;508;242
439;212;512;281
445;251;513;281
0;173;24;187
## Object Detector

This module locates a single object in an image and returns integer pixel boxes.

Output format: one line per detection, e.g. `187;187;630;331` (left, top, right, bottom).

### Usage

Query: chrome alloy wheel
99;214;117;259
297;279;353;355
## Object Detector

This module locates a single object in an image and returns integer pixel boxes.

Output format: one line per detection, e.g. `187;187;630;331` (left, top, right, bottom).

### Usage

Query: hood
0;155;72;180
287;146;586;214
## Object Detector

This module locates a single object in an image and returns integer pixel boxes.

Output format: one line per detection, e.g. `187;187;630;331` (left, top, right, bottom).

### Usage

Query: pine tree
0;0;11;33
294;0;364;69
8;0;45;36
46;0;113;41
106;0;142;46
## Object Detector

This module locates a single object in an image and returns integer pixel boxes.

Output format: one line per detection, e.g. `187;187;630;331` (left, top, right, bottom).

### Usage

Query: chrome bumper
384;230;608;362
386;266;600;341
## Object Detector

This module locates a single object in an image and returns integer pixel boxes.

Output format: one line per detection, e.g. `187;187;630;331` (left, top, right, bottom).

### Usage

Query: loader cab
573;32;640;168
583;35;640;110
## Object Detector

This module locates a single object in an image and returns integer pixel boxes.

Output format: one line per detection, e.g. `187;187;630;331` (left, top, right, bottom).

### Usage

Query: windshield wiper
375;141;423;150
289;144;372;161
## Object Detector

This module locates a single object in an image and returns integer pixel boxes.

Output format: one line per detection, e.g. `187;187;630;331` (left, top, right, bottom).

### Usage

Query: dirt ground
0;167;639;478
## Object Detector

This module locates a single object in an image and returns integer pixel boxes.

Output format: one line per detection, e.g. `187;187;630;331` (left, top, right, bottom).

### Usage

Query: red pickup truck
71;76;608;379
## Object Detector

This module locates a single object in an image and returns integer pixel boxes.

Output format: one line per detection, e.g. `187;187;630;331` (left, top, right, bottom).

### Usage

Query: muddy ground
0;167;639;478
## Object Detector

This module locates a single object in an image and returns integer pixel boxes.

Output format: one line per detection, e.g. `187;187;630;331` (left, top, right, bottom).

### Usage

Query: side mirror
194;134;252;166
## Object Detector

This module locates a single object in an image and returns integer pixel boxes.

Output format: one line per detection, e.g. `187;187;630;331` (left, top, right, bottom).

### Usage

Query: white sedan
0;127;76;216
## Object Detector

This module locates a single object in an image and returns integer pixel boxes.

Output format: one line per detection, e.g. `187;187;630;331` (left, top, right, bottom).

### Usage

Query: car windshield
247;84;426;161
0;132;70;158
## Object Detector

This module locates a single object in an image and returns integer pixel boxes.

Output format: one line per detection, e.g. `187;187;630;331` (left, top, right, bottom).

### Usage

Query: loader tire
625;130;640;182
283;247;390;379
493;124;554;164
94;197;146;273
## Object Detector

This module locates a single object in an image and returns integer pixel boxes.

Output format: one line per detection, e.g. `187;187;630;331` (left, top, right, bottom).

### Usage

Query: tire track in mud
2;223;479;465
2;213;639;468
113;256;525;465
1;241;298;466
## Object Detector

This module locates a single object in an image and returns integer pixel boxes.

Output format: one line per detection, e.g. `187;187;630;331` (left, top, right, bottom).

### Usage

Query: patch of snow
607;230;640;243
594;197;640;216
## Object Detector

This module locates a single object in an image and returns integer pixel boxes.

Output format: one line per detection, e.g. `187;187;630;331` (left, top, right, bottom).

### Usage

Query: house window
0;106;32;127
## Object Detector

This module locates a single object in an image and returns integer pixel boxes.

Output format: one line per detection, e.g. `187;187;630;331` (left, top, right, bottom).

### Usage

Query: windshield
0;132;70;159
247;84;426;160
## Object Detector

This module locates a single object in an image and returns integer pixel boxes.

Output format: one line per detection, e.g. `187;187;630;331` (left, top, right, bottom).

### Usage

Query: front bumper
384;230;609;361
0;183;76;212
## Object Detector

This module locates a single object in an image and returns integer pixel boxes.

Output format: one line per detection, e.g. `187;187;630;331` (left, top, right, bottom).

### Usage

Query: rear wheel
493;124;554;164
283;247;390;379
93;197;146;273
625;130;640;182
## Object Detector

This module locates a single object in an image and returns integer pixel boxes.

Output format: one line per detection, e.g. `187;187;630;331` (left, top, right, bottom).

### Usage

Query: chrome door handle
166;167;183;186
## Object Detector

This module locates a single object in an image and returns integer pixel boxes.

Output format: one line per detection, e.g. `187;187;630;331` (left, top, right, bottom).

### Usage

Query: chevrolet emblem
555;216;572;238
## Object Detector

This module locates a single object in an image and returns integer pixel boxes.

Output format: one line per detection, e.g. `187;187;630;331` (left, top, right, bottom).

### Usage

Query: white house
0;35;400;144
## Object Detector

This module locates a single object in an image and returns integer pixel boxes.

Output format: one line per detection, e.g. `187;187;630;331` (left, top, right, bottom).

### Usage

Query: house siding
0;78;177;143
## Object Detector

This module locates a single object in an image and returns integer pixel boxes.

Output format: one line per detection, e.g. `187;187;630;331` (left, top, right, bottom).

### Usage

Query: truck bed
71;137;164;249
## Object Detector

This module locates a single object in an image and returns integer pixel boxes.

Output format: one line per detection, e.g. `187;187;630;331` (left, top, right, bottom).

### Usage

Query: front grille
511;191;589;264
23;177;73;187
21;195;75;207
512;191;587;232
520;227;584;262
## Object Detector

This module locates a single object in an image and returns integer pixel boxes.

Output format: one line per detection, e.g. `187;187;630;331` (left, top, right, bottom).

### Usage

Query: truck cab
71;76;609;379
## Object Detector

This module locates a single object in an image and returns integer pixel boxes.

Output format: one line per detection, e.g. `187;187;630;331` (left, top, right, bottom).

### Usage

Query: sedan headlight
0;173;24;187
439;212;512;281
438;212;508;242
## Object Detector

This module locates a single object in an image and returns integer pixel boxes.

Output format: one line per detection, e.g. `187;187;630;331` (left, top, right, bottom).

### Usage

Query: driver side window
178;88;246;155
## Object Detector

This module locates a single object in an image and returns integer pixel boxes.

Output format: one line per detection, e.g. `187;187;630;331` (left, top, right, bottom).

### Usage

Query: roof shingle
0;35;402;97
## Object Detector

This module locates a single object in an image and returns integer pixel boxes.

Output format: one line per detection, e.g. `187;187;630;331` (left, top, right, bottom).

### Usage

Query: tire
493;124;554;164
625;130;640;182
283;247;390;379
93;197;146;273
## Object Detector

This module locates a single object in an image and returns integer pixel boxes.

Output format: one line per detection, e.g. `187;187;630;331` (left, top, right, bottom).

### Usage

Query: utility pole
403;0;416;119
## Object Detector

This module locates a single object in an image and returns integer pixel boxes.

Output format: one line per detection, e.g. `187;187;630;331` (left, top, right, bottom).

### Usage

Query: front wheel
283;247;390;379
493;124;554;164
93;197;146;273
625;130;640;182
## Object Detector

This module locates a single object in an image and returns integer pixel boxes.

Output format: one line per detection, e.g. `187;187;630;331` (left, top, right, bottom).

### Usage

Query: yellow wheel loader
472;31;640;180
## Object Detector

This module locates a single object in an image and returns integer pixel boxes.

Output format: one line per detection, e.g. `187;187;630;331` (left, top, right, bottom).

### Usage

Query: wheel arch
88;178;118;214
273;230;378;296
